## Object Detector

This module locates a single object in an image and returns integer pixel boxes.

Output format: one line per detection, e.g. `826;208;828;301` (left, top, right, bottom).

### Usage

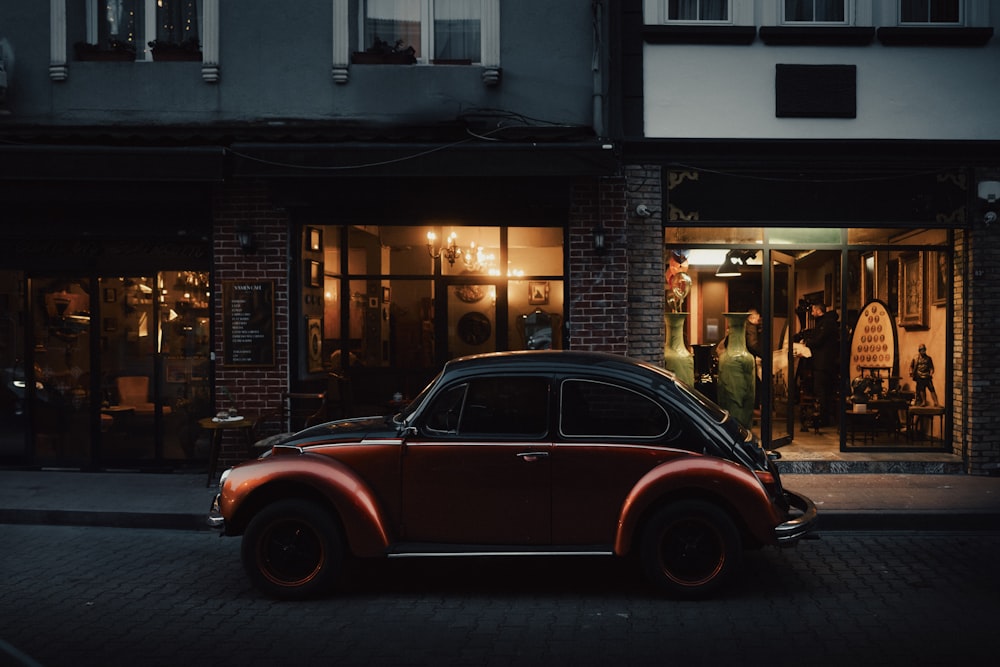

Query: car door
400;375;552;546
551;377;686;545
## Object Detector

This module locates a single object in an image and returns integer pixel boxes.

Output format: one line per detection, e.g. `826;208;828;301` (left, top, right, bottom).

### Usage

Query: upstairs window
784;0;847;23
363;0;482;63
664;0;730;21
82;0;201;60
900;0;960;23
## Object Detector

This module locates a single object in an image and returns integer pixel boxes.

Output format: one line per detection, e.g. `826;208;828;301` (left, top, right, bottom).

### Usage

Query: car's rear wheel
640;500;741;597
241;498;343;599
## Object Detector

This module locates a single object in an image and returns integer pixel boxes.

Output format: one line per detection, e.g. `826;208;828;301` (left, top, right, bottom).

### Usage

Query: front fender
614;457;782;555
219;453;392;557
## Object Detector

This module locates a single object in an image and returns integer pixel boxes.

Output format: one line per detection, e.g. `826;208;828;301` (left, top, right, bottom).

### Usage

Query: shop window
361;0;482;64
316;224;563;382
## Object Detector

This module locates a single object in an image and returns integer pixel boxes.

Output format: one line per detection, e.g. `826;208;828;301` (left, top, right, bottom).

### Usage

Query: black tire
241;498;344;600
639;500;741;598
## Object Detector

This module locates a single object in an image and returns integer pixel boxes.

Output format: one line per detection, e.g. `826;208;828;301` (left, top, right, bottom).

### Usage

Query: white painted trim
201;0;220;83
481;0;500;85
332;0;349;83
49;0;68;81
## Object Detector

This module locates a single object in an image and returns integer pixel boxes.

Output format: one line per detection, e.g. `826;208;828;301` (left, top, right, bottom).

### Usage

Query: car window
424;383;468;433
560;379;672;439
423;376;549;437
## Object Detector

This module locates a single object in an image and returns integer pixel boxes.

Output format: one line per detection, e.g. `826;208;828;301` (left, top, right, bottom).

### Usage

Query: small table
199;416;256;487
843;410;877;446
908;406;945;442
868;399;907;440
100;405;134;432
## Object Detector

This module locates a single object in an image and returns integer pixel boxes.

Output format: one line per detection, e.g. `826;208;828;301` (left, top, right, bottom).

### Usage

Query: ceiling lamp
715;249;758;278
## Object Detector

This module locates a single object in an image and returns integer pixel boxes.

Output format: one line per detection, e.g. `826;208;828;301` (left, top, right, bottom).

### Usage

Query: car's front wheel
640;500;741;597
241;498;344;599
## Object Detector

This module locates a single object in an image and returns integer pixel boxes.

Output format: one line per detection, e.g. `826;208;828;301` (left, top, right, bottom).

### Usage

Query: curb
0;509;212;532
815;510;1000;532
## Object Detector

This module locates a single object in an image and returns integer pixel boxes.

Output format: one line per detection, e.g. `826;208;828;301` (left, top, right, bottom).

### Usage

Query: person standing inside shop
910;344;939;407
800;300;839;427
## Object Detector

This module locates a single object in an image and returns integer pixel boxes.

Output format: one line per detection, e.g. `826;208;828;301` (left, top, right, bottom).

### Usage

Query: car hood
276;415;400;447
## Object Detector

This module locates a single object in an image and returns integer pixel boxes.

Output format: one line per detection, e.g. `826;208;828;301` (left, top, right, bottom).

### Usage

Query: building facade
612;0;999;473
0;1;997;476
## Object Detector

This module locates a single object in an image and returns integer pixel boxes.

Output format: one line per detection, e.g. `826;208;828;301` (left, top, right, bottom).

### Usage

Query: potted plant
148;37;202;61
74;39;136;62
352;38;416;65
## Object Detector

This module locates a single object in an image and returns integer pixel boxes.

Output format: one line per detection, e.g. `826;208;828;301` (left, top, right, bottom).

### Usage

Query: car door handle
517;451;549;462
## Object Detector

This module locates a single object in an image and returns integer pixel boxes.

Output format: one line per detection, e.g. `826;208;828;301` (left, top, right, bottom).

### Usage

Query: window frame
559;378;674;440
644;0;735;25
781;0;850;25
898;0;962;25
359;0;484;65
84;0;203;62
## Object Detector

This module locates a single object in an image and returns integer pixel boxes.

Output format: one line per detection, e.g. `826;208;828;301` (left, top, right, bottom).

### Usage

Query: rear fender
220;454;392;557
614;457;783;554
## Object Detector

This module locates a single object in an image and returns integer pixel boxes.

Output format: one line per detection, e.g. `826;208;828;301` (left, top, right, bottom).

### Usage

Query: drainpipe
591;0;606;137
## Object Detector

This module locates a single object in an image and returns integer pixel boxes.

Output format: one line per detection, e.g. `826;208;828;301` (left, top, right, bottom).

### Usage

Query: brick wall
965;221;1000;474
567;177;629;353
625;165;665;363
212;182;291;468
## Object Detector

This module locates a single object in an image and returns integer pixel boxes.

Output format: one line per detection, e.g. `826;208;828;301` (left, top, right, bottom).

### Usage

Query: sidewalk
0;468;998;532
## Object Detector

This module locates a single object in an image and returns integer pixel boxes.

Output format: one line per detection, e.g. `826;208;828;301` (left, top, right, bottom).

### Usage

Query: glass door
98;276;158;461
30;276;94;465
768;251;796;448
0;271;27;463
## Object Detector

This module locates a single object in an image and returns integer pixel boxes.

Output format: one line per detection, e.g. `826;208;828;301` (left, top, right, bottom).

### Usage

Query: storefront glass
667;228;951;453
3;267;211;468
0;271;26;463
311;224;564;407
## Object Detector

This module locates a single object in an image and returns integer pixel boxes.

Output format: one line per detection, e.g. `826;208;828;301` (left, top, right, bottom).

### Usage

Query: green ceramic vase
663;312;694;387
716;313;755;428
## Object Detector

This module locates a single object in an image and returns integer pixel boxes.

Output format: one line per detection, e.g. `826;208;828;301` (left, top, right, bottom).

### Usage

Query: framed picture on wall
931;251;948;306
307;318;323;373
887;259;899;317
306;260;322;288
899;252;926;329
529;281;549;306
308;227;322;252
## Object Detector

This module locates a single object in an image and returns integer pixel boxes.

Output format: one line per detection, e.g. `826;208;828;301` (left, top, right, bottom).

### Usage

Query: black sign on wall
666;169;967;225
223;280;276;366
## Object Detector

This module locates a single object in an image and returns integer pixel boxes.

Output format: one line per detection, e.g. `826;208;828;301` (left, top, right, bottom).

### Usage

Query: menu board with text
223;280;275;366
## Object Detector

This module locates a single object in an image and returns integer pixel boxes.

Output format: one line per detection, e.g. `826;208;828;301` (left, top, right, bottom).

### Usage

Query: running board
386;544;613;558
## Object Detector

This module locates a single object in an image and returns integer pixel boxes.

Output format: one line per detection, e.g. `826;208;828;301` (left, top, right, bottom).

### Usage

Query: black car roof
443;350;667;380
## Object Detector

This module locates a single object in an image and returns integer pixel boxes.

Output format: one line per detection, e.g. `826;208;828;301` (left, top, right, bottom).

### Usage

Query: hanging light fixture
426;231;460;266
715;249;758;278
715;250;742;277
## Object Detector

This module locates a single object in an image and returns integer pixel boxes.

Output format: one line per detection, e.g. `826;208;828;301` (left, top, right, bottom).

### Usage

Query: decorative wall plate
457;312;491;345
454;284;486;303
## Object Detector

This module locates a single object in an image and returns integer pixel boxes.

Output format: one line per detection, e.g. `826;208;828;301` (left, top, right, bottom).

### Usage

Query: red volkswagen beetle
210;351;816;599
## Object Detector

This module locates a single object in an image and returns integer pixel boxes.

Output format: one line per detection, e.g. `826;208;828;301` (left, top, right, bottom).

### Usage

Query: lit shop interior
664;227;951;453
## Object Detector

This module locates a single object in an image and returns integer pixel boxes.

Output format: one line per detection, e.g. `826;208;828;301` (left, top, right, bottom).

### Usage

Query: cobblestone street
1;525;997;666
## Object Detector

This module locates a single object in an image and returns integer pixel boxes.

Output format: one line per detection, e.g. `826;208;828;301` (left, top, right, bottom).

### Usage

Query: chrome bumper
775;490;818;545
207;493;225;530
